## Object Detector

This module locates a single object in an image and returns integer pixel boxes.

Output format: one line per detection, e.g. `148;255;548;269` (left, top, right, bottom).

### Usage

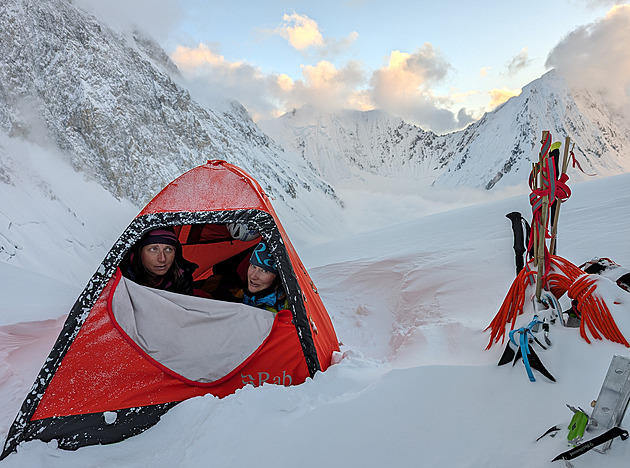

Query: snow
1;140;630;466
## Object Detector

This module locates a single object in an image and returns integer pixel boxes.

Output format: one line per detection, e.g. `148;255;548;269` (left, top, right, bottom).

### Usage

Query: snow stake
587;355;630;452
545;356;630;462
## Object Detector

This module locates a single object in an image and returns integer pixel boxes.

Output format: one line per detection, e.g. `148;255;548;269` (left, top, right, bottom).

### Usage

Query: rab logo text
241;371;293;387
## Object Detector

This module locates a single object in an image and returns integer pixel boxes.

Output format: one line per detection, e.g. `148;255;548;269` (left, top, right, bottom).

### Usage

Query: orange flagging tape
485;255;629;349
484;266;536;349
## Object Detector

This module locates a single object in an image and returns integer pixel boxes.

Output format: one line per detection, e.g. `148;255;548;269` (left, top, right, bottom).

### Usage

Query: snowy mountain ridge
260;71;630;191
260;107;444;185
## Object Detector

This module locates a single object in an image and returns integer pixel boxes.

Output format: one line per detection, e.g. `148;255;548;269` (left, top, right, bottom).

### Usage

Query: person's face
247;264;277;293
140;243;176;278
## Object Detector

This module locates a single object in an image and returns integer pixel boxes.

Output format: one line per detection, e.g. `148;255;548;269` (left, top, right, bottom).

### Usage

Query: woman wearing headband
121;228;197;295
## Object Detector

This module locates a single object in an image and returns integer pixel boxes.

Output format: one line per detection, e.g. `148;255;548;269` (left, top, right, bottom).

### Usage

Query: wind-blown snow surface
1;169;630;467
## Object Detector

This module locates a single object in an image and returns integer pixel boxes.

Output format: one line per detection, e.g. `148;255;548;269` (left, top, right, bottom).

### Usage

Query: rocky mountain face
0;0;340;210
260;71;630;191
260;108;445;185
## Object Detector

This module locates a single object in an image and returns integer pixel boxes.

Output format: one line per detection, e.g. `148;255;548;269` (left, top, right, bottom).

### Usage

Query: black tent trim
20;403;179;451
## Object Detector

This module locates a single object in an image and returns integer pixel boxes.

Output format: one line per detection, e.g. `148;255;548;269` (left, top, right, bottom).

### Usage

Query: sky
75;0;630;134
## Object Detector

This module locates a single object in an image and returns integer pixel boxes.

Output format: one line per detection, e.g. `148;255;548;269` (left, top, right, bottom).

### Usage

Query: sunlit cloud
370;47;447;106
368;45;473;133
488;88;522;109
302;61;350;91
168;10;475;133
171;45;367;120
276;74;294;93
281;60;367;112
546;4;630;115
480;67;491;78
172;39;481;133
279;13;324;51
170;43;279;121
272;12;358;57
346;90;375;112
171;43;244;71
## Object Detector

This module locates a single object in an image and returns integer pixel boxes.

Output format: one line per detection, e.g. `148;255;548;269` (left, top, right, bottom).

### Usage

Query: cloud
171;44;278;120
488;88;522;108
507;48;532;76
456;108;476;128
94;3;468;134
323;31;360;57
369;45;471;133
278;13;324;51
546;5;630;113
297;61;364;102
269;60;368;116
74;0;182;40
570;0;628;8
171;34;471;133
171;44;366;120
171;44;240;70
273;13;358;57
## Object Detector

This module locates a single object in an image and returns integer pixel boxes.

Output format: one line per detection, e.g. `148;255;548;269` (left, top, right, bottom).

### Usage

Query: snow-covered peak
437;69;630;189
260;106;439;184
263;69;630;192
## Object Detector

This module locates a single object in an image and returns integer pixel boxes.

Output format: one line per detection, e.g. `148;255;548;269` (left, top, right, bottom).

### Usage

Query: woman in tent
243;241;289;313
121;228;198;295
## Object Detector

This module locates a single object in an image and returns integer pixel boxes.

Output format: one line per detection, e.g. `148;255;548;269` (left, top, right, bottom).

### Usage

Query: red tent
1;160;339;457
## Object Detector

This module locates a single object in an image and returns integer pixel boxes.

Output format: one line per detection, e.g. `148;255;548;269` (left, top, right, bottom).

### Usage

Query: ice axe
552;426;628;462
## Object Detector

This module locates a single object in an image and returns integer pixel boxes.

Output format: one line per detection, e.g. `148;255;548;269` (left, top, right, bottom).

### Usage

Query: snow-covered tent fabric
1;160;339;458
